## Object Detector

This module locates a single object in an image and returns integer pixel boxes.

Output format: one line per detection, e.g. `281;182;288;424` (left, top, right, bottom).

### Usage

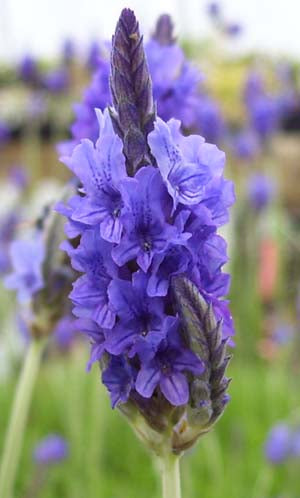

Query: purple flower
106;271;165;358
136;317;204;406
67;229;118;328
247;173;275;211
4;234;45;302
112;166;183;271
148;117;225;212
63;109;127;243
33;435;68;465
265;424;293;464
75;318;107;370
102;356;135;408
147;245;191;297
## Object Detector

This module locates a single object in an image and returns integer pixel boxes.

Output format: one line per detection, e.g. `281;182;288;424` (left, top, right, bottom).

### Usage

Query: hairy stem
0;338;45;498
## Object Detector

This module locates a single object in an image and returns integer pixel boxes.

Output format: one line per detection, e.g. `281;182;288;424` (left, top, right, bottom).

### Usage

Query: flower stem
0;338;45;498
161;453;182;498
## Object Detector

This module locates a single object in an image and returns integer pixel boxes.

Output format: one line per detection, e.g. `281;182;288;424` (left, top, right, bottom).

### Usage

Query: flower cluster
59;9;234;422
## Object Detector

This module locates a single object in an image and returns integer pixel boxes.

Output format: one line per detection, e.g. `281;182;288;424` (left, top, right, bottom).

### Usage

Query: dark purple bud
110;8;155;175
152;14;175;45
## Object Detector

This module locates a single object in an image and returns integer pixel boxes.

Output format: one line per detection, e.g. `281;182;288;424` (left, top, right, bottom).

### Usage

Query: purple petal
160;372;189;406
135;363;160;398
100;215;123;243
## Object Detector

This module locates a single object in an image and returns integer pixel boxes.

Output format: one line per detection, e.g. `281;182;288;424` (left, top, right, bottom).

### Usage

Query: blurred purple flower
4;234;45;302
17;55;39;84
247;173;275;211
231;130;260;161
33;435;68;465
42;68;70;94
265;424;293;464
248;95;279;140
225;22;242;37
243;71;265;106
87;40;102;71
52;315;79;351
196;96;225;144
207;2;220;18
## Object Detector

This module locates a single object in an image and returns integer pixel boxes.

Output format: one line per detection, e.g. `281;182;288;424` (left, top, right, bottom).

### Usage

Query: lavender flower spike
59;9;235;478
109;8;155;174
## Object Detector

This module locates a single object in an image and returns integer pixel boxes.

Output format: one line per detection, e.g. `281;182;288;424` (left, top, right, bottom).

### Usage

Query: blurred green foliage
0;347;298;498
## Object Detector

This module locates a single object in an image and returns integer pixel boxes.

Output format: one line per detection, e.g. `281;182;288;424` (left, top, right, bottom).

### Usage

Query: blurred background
1;1;300;497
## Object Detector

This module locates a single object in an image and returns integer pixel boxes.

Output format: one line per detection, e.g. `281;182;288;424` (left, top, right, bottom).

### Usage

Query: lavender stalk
0;339;45;498
0;194;75;497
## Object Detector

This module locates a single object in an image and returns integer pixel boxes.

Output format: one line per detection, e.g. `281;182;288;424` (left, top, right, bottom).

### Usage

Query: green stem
0;339;45;498
161;453;181;498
